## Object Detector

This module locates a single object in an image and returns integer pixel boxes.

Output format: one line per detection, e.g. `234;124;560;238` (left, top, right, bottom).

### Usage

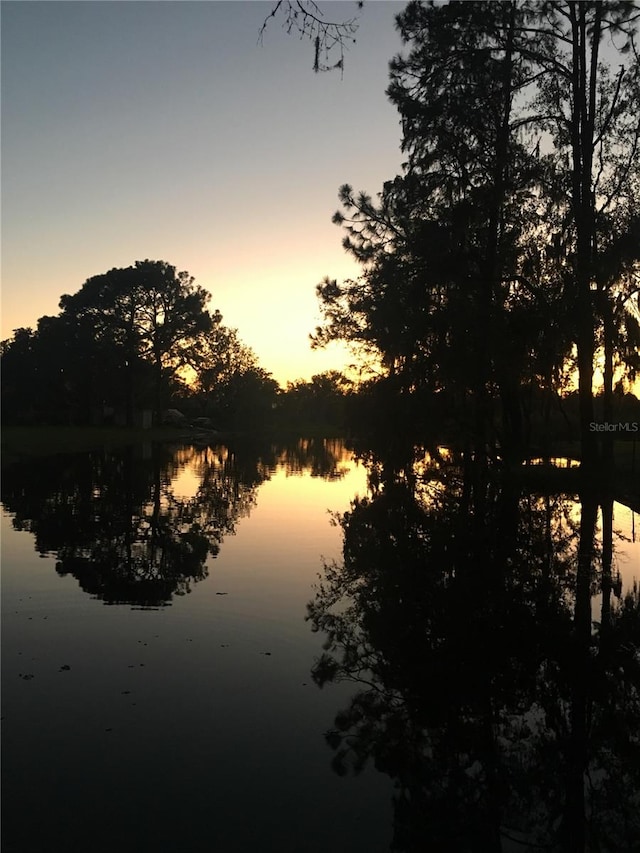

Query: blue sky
1;0;405;384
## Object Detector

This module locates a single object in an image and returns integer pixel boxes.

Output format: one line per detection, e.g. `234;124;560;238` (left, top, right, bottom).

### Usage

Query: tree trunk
602;292;615;470
125;360;135;428
487;2;523;465
154;352;163;427
569;1;602;472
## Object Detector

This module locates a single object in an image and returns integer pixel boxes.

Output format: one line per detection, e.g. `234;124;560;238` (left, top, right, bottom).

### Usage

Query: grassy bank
0;423;347;465
1;425;191;464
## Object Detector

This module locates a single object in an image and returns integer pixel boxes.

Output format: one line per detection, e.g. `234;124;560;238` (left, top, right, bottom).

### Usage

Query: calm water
2;439;639;852
1;440;392;853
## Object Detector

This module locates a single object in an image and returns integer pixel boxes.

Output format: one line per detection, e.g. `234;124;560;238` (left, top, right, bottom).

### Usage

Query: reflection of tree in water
0;438;354;607
307;453;640;851
1;444;265;606
189;436;351;481
271;437;352;480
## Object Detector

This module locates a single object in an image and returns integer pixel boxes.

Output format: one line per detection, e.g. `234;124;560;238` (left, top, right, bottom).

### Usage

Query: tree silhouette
280;372;352;431
60;260;212;424
308;0;640;468
521;0;640;468
193;316;258;399
1;260;270;427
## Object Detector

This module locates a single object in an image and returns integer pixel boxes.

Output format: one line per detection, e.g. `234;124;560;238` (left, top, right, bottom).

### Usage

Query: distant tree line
1;259;364;433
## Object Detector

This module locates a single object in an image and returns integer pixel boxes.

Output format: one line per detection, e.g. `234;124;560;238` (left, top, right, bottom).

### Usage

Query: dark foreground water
2;439;639;852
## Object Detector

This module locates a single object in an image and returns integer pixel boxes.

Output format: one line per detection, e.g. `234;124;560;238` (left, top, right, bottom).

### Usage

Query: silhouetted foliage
311;0;640;469
260;0;363;73
59;260;213;423
1;260;278;428
278;371;353;432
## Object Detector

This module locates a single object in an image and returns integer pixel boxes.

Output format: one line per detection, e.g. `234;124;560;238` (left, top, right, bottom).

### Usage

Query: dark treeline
4;1;640;457
0;259;389;435
0;259;283;430
2;252;638;449
299;0;640;470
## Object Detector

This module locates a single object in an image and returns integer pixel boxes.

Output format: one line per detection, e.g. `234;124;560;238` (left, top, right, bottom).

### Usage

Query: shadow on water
307;445;640;852
0;437;350;607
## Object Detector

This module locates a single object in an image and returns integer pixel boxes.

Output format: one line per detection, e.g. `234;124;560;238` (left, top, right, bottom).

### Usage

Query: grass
1;425;191;464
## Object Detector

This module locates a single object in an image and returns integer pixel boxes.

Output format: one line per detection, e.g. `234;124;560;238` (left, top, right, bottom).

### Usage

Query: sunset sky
1;0;404;386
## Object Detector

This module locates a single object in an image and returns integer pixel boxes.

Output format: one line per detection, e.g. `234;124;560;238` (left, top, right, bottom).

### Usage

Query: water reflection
0;438;351;607
307;449;640;852
275;437;352;480
1;438;386;853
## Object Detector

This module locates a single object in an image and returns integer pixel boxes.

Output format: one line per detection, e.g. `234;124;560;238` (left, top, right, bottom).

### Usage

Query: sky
1;0;406;386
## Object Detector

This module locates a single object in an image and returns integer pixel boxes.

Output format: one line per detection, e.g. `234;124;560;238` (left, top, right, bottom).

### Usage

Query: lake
2;438;639;852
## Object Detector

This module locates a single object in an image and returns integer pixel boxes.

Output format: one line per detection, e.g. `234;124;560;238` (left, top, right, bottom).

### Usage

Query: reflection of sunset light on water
156;441;370;585
528;456;581;468
168;439;361;505
413;449;639;601
166;441;637;604
169;446;235;501
606;503;639;591
171;464;201;501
